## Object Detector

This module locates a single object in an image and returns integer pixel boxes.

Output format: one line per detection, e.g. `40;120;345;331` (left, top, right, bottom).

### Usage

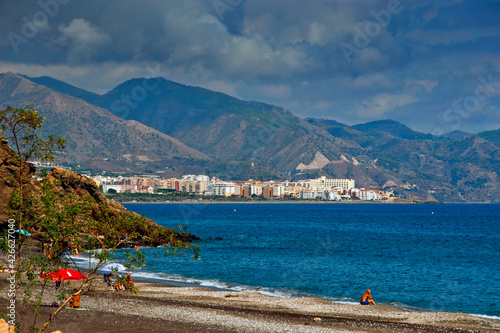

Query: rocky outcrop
0;137;188;246
48;168;108;203
0;137;36;222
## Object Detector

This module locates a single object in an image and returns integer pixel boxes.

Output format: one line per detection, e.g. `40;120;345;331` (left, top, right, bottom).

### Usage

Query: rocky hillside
306;118;500;202
351;119;439;141
478;128;500;148
0;73;208;172
33;76;357;170
0;137;186;246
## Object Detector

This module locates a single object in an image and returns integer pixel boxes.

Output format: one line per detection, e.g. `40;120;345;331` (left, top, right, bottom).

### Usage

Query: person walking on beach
360;289;376;305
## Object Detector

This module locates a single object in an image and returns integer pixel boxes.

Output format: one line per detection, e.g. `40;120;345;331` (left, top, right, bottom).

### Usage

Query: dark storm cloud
0;0;499;133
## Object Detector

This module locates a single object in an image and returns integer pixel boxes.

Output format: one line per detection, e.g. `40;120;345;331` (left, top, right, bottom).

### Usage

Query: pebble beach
2;274;499;333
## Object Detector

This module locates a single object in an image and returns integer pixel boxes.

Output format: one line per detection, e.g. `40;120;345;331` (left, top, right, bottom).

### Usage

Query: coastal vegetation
0;106;198;332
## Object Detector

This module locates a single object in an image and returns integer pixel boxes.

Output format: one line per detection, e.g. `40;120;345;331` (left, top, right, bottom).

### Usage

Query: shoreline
118;200;437;204
2;273;499;333
71;261;500;320
109;271;500;321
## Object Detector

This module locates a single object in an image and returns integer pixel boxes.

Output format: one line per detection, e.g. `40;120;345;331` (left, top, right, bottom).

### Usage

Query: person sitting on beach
109;274;118;291
48;238;54;259
360;289;376;305
70;289;81;309
103;273;112;284
125;274;135;293
117;275;126;291
110;275;125;291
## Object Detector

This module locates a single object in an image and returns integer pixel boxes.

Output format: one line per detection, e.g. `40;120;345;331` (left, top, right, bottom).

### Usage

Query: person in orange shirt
126;274;135;293
70;289;81;309
360;289;376;305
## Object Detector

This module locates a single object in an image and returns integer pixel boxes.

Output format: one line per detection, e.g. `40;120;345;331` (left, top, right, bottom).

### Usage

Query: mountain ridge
5;72;500;202
0;73;208;171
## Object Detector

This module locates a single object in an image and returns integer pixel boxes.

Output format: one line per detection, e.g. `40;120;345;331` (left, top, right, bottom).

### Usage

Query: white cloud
350;73;391;87
307;22;328;46
411;80;438;93
257;84;292;99
311;101;331;111
356;93;419;118
58;18;111;63
0;61;147;94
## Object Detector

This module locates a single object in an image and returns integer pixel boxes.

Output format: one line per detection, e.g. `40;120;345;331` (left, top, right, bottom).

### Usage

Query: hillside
305;117;374;146
0;73;208;172
352;119;439;141
24;75;354;169
359;135;500;202
440;130;474;141
21;74;102;105
58;77;358;170
0;137;182;246
478;128;500;148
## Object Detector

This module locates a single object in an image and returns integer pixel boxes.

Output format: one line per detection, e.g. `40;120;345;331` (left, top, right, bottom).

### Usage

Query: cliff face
47;167;120;209
0;137;35;222
0;137;176;246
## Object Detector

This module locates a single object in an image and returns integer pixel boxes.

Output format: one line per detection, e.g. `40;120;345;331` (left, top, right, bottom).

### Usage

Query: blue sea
115;203;499;318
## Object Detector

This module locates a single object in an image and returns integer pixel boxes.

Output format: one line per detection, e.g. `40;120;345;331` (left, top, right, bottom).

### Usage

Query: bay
121;203;500;317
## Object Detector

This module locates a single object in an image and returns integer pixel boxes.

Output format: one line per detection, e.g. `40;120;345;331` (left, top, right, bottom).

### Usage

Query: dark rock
174;233;201;242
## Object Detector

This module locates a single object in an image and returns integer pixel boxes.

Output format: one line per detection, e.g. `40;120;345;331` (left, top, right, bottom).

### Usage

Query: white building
350;188;380;201
182;174;210;182
272;186;285;197
101;183;137;193
213;182;236;196
250;185;263;196
299;190;328;200
310;177;355;191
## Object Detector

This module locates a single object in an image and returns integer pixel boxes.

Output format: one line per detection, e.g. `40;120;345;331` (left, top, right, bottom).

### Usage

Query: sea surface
114;203;499;317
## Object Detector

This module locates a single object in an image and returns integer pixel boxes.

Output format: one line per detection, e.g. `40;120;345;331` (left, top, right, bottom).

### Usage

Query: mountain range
1;72;499;203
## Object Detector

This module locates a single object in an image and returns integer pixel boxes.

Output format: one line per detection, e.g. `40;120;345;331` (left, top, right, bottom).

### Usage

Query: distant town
87;174;396;202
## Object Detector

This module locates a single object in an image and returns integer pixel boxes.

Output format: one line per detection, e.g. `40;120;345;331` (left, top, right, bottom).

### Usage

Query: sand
1;273;499;333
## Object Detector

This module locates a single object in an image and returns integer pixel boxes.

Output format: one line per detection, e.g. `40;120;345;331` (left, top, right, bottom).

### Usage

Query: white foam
126;270;301;297
472;314;500;320
333;300;360;306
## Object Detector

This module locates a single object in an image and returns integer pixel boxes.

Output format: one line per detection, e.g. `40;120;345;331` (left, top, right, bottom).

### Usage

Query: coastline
3;274;499;333
118;200;430;204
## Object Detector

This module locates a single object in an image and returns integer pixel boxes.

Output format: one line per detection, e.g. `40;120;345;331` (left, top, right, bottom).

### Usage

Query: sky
1;0;499;134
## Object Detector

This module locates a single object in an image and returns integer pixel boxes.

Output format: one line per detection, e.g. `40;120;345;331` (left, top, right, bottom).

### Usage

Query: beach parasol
15;229;31;236
101;263;127;272
41;269;87;281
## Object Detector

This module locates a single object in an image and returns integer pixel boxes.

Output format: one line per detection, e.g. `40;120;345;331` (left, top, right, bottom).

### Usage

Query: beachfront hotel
309;177;355;191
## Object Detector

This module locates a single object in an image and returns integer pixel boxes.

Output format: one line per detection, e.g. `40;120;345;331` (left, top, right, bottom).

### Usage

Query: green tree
0;106;66;299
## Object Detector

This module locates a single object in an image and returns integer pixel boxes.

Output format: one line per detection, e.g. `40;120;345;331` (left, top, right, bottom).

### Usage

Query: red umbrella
41;269;87;281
